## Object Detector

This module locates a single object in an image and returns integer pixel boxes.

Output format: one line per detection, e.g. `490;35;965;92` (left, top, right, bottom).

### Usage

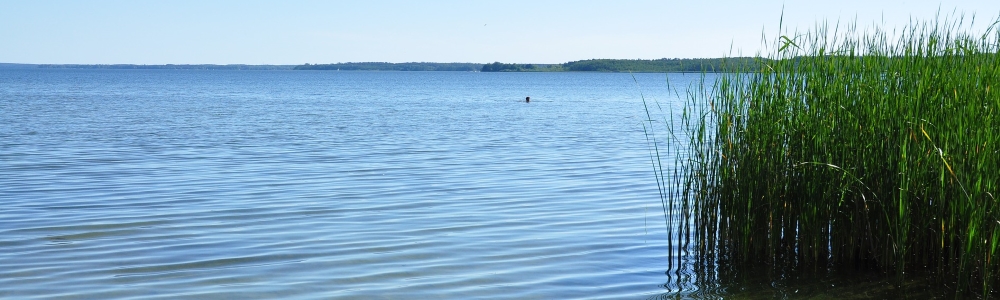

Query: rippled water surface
1;69;706;299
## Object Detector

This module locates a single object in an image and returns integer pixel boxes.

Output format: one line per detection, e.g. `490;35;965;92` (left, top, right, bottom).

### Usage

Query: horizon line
0;57;751;66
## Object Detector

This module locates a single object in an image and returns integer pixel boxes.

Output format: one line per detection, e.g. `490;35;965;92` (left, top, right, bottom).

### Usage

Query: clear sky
2;0;999;64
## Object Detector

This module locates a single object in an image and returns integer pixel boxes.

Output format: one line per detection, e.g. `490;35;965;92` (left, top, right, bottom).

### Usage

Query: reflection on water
654;260;956;299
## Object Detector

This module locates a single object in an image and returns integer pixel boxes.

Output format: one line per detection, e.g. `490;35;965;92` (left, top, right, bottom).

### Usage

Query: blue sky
2;0;999;64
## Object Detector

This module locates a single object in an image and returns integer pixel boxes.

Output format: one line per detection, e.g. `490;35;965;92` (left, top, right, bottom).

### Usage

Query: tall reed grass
647;15;1000;295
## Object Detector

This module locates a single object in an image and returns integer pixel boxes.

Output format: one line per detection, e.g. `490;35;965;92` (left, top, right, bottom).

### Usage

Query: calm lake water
0;69;953;299
1;69;700;299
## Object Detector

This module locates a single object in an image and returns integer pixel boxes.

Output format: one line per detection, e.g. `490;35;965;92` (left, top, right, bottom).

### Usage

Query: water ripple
0;69;701;299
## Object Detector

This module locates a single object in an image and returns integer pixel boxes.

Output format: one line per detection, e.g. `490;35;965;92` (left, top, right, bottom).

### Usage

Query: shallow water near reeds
0;69;952;299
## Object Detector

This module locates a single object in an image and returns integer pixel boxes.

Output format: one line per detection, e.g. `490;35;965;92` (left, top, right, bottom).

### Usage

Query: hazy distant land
294;62;482;71
297;58;759;72
31;64;297;70
1;58;759;73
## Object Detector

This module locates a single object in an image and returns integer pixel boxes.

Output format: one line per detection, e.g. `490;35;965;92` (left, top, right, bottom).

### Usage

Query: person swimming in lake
525;96;530;103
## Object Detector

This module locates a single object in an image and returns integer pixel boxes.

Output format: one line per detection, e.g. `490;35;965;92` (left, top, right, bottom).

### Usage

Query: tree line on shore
293;62;481;71
11;58;761;73
295;58;760;72
558;58;758;72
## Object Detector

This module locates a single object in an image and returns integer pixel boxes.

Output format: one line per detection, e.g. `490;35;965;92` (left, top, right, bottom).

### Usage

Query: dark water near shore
0;69;952;299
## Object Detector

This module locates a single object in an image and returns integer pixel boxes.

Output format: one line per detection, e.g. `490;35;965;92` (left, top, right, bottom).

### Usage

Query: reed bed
647;16;1000;295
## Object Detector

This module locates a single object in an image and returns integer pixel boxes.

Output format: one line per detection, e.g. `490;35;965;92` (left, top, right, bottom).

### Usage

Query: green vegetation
478;58;757;72
480;62;563;72
562;58;758;72
647;17;1000;296
293;62;481;71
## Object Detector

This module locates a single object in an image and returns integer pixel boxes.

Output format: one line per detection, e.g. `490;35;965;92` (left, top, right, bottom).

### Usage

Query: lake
6;68;962;299
2;69;709;299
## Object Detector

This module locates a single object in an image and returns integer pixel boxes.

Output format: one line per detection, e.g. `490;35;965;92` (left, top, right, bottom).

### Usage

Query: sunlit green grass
649;16;1000;295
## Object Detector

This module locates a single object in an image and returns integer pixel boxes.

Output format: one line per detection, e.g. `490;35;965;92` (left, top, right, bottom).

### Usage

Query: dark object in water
525;96;530;103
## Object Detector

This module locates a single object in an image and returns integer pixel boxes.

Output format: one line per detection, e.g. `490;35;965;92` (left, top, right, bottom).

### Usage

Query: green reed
650;16;1000;295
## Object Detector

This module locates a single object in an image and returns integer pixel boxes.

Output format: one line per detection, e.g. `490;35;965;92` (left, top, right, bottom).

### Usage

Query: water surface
2;68;967;299
1;69;700;299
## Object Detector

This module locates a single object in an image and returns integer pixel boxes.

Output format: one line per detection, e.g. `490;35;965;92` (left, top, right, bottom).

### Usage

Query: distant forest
560;58;760;72
295;58;761;73
294;62;482;71
479;62;563;72
6;58;763;72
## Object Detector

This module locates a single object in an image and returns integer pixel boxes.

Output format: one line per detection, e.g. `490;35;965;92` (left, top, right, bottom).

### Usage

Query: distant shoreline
0;63;297;70
0;58;760;73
